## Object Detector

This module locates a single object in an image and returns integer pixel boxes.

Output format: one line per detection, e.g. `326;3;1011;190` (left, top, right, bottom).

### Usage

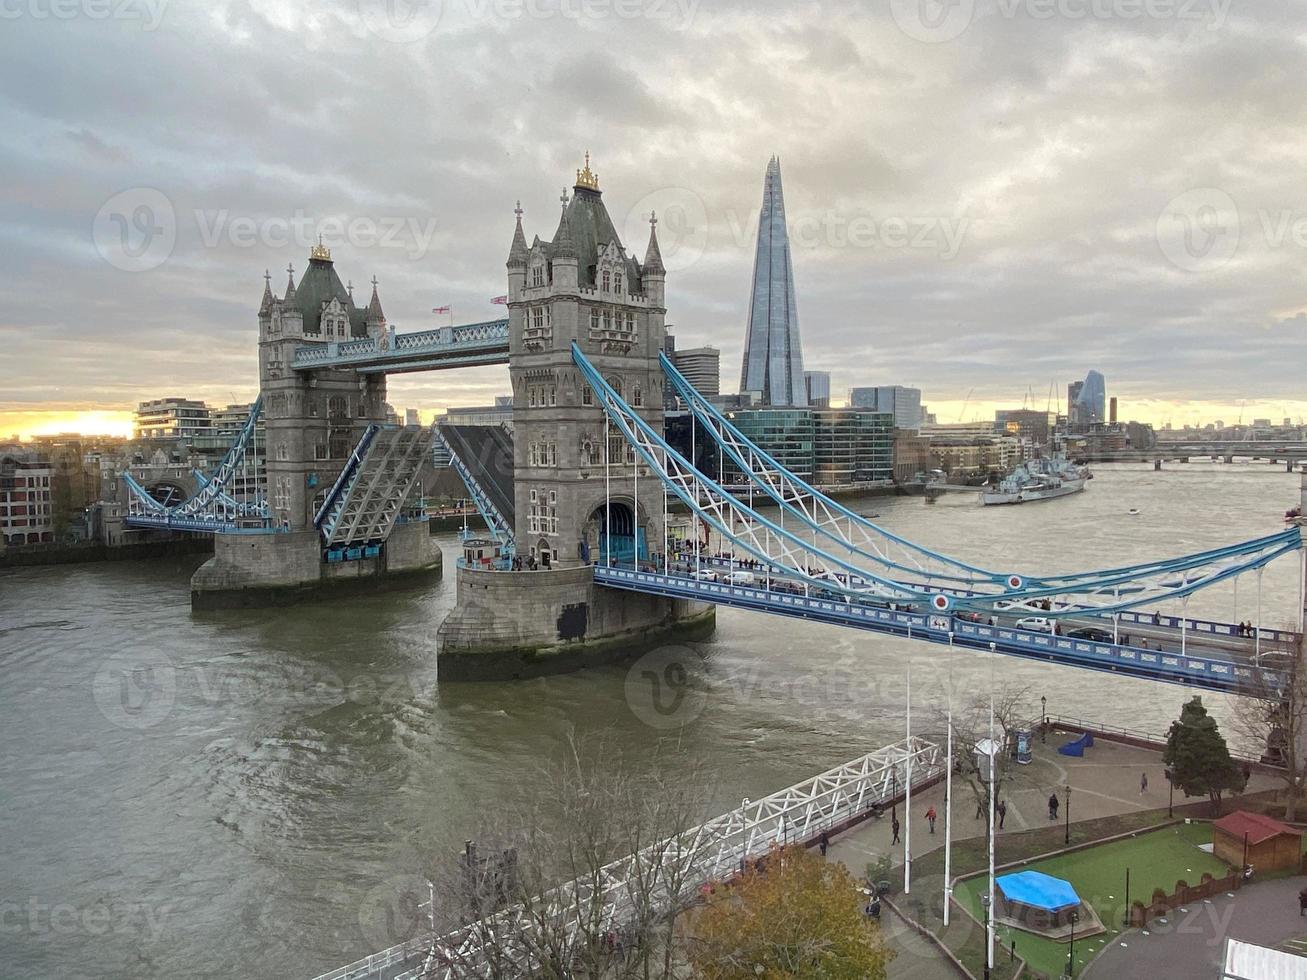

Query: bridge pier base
190;521;442;610
437;564;715;681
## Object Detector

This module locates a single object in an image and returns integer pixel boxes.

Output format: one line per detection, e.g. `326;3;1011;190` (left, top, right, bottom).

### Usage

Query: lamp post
1064;784;1071;845
1066;909;1080;978
1165;767;1174;819
1041;695;1047;743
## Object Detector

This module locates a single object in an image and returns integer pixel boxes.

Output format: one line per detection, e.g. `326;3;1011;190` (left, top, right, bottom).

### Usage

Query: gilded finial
310;234;332;262
560;187;570;210
575;150;599;191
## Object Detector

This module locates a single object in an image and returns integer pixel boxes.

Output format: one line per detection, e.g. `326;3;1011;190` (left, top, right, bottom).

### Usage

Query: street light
1066;909;1080;978
1165;767;1174;818
1064;785;1072;845
1041;695;1047;743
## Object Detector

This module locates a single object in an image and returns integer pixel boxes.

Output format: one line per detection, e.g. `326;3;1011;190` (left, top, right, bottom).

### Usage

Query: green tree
1164;696;1246;815
690;845;894;980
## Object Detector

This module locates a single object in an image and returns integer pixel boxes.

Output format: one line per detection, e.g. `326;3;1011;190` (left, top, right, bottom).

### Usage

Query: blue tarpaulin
996;871;1081;911
1058;732;1094;757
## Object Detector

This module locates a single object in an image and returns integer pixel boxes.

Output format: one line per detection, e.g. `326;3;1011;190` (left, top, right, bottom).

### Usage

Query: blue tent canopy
996;870;1080;911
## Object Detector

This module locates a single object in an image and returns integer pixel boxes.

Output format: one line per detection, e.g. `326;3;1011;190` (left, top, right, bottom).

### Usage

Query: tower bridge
119;157;1304;687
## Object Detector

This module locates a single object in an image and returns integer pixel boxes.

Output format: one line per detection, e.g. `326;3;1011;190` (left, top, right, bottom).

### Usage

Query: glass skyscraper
739;157;807;406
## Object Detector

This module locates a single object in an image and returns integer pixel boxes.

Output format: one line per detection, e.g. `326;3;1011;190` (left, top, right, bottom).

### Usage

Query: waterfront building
405;408;420;426
891;431;932;483
723;408;814;482
134;397;212;441
673;345;721;397
0;450;55;545
922;420;1000;442
848;386;923;431
804;370;831;408
995;409;1058;448
812;409;892;484
739;157;806;406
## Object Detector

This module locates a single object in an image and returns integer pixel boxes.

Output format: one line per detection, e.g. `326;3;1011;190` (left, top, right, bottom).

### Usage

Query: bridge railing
315;735;941;980
291;320;510;370
1043;714;1268;766
1114;609;1297;644
596;567;1288;694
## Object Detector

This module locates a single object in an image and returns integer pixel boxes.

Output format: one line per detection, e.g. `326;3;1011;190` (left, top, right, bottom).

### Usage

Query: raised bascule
110;158;1307;980
121;156;1304;692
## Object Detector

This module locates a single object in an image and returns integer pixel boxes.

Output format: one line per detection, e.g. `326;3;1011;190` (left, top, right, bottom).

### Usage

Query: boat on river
982;455;1090;505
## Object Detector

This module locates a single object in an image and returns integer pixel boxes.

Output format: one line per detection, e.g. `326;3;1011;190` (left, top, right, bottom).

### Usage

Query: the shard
739;156;807;406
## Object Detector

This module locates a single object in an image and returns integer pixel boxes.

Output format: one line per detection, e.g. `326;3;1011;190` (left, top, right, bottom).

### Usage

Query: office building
812;409;892;484
739;157;806;405
134;398;212;441
405;408;420;426
848;386;923;431
673;346;720;397
0;450;54;546
995;409;1058;447
723;408;814;481
1068;370;1106;426
804;371;831;408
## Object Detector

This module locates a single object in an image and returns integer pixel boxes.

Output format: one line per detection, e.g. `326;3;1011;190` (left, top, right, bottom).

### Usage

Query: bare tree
420;730;718;979
1233;637;1307;820
937;684;1035;824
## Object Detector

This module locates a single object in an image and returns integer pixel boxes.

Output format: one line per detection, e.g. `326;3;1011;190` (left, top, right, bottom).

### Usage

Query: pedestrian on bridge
925;805;937;834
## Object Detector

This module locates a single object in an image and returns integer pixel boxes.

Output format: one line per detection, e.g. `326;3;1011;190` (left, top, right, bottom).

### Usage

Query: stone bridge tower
437;158;714;679
507;155;668;568
256;241;389;530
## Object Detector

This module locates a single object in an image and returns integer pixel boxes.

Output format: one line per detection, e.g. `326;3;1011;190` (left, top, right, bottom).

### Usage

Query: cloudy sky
5;0;1307;437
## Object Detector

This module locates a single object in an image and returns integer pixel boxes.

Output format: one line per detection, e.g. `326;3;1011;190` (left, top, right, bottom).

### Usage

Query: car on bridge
1014;616;1055;633
1067;627;1113;643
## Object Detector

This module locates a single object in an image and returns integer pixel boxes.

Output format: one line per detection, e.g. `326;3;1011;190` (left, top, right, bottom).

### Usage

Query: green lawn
954;823;1230;978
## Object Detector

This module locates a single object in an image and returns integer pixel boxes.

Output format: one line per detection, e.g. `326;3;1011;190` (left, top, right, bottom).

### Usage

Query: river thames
1;462;1301;979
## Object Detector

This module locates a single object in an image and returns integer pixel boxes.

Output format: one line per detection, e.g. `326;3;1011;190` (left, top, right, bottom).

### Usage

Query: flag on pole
490;295;508;305
432;305;451;314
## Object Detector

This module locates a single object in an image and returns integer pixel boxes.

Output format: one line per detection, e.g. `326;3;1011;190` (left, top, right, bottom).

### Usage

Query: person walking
1299;887;1307;917
925;805;937;834
891;814;901;845
997;800;1007;830
819;831;829;857
1140;771;1149;794
1048;792;1060;821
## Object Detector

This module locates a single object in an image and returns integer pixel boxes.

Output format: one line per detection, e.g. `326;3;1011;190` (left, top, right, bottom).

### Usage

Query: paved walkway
1082;875;1307;979
823;730;1282;979
829;733;1279;881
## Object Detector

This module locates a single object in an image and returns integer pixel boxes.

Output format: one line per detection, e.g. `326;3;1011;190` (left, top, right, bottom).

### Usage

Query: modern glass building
719;407;890;486
1070;370;1106;425
804;370;831;408
813;409;893;484
739;157;807;406
848;386;923;431
723;408;814;482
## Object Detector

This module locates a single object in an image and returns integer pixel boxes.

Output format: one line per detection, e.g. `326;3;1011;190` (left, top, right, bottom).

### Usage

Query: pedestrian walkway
828;733;1279;881
1082;876;1307;979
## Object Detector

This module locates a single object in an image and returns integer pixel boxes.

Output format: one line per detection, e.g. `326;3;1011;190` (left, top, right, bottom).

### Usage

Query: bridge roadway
595;561;1295;695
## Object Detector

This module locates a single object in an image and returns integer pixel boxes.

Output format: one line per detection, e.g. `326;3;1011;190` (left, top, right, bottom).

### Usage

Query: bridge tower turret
508;155;667;569
257;242;388;531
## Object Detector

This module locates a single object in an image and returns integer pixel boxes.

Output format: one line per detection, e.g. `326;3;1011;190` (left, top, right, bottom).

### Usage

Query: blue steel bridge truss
567;342;1301;694
122;396;273;533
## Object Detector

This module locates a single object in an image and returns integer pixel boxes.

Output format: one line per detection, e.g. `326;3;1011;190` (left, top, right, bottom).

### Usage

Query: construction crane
956;387;975;422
